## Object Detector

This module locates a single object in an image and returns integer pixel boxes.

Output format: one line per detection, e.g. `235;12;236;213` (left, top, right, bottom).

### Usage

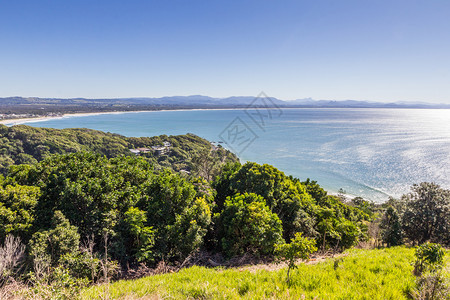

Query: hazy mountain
1;95;449;109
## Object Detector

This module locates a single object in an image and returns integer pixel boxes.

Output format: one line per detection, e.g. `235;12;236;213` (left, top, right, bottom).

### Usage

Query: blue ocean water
13;108;450;202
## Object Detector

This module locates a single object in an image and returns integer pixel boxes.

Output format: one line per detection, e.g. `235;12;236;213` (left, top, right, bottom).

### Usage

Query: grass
81;246;450;299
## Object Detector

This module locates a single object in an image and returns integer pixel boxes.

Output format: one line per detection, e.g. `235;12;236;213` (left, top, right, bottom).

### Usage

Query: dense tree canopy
0;124;238;174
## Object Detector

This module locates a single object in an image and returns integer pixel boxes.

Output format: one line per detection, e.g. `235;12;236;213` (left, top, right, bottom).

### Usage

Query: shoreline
2;106;445;126
0;108;251;125
0;110;152;125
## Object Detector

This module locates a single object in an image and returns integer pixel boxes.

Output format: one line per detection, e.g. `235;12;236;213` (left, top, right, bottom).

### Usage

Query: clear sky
1;0;449;103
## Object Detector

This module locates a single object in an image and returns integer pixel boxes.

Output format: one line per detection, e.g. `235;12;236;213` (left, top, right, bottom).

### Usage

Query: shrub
275;232;317;283
413;243;445;276
123;207;155;263
214;162;315;241
26;266;88;300
380;206;403;247
60;252;102;284
0;235;25;285
0;184;40;241
219;193;284;256
412;273;450;300
168;197;212;259
29;211;80;268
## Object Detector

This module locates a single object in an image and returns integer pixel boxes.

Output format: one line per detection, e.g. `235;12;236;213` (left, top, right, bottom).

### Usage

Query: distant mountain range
1;95;450;109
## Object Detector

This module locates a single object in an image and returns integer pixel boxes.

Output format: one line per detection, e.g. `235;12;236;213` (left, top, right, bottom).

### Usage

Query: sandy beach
0;110;150;125
0;107;257;126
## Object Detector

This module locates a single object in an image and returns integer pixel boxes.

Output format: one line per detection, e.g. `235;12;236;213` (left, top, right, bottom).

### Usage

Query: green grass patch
81;246;449;299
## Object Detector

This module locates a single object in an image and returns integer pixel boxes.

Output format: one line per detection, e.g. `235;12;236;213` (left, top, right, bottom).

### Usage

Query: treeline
0;124;237;174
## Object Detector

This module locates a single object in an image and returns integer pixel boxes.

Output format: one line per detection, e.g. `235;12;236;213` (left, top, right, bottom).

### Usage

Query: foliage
27;266;88;300
123;207;155;263
275;232;317;283
0;125;238;175
142;170;213;261
412;272;450;300
402;182;450;246
413;243;445;276
412;243;449;299
380;206;403;247
214;162;316;241
0;184;40;242
29;211;80;268
60;252;102;284
350;196;375;217
190;149;222;181
218;193;284;256
212;163;369;252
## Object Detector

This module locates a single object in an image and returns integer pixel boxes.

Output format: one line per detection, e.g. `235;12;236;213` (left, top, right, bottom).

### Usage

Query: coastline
0;107;256;126
0;110;155;125
2;106;446;126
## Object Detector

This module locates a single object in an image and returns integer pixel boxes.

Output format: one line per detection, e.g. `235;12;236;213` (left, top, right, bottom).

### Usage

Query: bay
16;108;450;202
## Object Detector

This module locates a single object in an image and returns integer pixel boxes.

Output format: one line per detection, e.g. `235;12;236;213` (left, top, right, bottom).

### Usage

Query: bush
26;266;88;300
29;211;80;268
0;235;25;285
275;232;317;283
380;206;403;247
123;207;155;263
412;273;450;300
60;252;102;284
168;197;212;259
218;193;284;256
413;243;445;276
214;162;316;241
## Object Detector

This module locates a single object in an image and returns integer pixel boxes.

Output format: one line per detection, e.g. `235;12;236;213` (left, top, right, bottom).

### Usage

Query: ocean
13;108;450;202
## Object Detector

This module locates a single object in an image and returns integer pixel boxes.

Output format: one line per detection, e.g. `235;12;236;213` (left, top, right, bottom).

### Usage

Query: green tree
0;184;40;241
216;162;315;241
380;206;403;247
402;182;450;246
275;232;317;283
218;193;284;256
123;207;155;263
168;197;212;259
141;171;213;261
190;149;221;181
30;211;80;267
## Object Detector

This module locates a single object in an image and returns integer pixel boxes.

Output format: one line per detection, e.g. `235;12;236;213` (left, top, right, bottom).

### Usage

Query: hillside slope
0;124;238;174
81;247;450;299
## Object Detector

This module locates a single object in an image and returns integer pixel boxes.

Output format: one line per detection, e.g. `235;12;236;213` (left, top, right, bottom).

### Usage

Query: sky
1;0;450;103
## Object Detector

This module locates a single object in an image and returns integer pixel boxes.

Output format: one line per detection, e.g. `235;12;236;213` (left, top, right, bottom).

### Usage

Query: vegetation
79;247;449;299
218;193;284;256
275;232;317;283
378;182;450;247
0;125;449;299
412;243;449;299
413;243;445;276
0;124;238;174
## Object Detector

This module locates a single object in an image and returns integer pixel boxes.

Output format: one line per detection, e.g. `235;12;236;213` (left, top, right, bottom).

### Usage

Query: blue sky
1;0;449;103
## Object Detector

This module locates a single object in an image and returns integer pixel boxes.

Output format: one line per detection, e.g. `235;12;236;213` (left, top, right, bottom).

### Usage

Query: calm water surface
13;108;450;202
